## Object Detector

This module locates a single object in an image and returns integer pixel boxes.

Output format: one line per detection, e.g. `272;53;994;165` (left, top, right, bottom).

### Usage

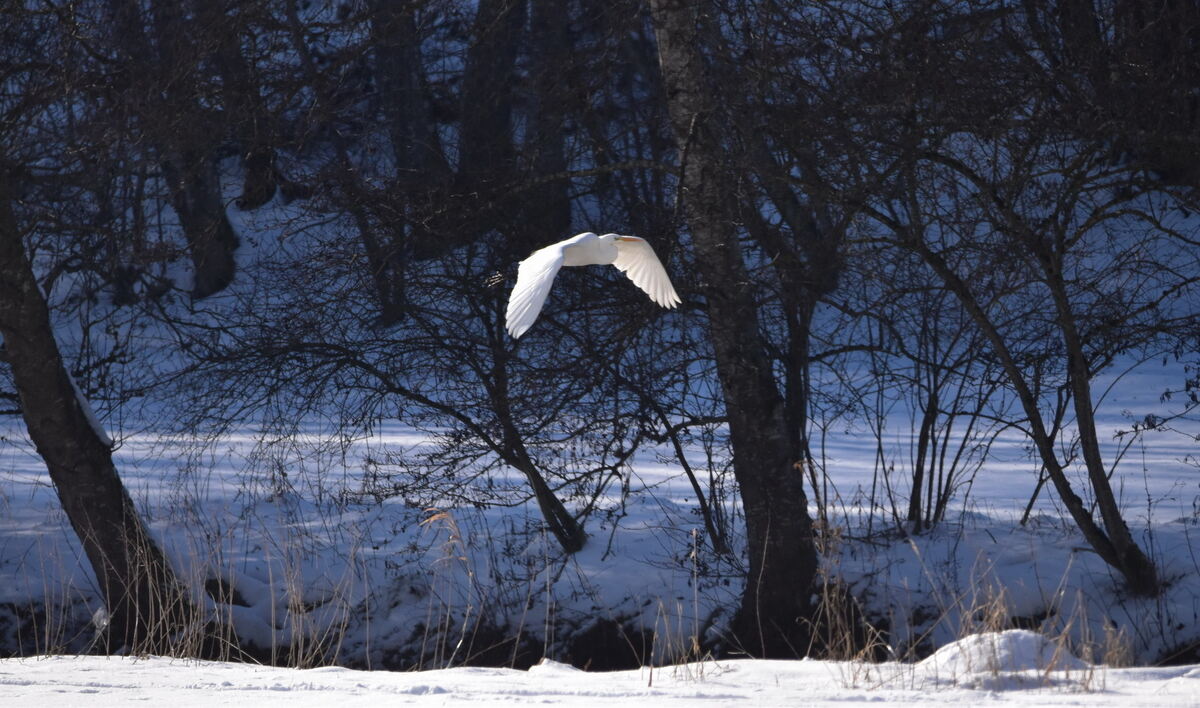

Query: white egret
506;232;680;338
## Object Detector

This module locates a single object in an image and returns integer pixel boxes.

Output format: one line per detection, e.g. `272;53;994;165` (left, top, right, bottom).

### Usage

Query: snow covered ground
1;361;1198;702
2;632;1199;707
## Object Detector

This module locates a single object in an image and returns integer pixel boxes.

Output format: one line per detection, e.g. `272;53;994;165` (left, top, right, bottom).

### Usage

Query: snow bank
1;654;1197;706
918;630;1093;690
920;629;1089;674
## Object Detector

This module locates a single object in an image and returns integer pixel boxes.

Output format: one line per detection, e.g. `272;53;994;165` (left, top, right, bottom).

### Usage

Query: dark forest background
1;0;1198;660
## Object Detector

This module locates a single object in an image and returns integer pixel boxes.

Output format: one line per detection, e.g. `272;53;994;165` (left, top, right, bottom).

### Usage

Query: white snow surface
920;629;1090;674
2;638;1198;707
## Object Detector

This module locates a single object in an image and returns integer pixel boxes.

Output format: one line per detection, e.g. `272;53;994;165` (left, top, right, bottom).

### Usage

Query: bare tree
0;0;265;655
837;0;1200;594
649;0;822;657
0;168;198;652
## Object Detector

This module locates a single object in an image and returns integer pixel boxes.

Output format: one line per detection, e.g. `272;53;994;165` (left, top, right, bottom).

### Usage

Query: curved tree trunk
0;173;197;653
492;355;587;553
1046;272;1159;595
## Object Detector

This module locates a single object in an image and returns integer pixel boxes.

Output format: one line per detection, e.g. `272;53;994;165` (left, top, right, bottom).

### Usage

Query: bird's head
601;233;643;243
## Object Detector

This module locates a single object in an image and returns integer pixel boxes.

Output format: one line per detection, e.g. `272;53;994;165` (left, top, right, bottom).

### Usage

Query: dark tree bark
523;0;573;248
1042;248;1161;595
1033;0;1200;185
149;0;240;299
365;0;452;324
159;152;240;300
371;0;446;189
193;0;278;210
650;0;819;657
737;131;842;515
105;0;240;300
457;0;525;225
907;385;939;531
0;172;196;652
499;433;588;554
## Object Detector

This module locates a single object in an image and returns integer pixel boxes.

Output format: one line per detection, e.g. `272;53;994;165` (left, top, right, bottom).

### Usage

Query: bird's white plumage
613;236;681;309
506;242;568;339
505;232;679;338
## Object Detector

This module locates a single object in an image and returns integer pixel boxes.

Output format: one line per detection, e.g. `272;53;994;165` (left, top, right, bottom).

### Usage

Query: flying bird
505;232;680;338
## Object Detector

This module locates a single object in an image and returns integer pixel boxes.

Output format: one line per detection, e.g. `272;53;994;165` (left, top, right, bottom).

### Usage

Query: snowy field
1;365;1198;703
2;636;1199;706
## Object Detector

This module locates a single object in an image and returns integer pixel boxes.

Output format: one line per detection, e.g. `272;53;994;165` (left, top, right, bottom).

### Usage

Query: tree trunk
503;446;588;554
1045;272;1159;595
106;0;240;300
0;173;196;652
149;0;239;299
492;355;587;553
194;0;277;210
650;0;819;657
523;0;572;248
456;0;525;239
907;389;937;532
159;152;240;300
371;0;447;189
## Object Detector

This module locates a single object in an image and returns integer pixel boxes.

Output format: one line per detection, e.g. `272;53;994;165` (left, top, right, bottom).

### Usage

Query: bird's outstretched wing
612;236;681;308
506;242;567;338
